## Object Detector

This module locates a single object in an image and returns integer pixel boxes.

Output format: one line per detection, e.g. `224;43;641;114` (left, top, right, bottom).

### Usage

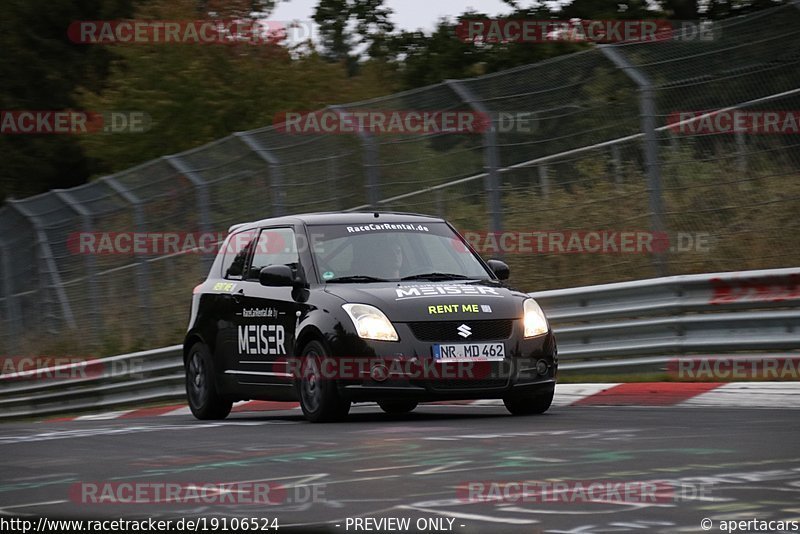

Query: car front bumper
329;321;558;402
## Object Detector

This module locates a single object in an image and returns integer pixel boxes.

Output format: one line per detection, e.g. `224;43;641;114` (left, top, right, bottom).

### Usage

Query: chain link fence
1;3;799;355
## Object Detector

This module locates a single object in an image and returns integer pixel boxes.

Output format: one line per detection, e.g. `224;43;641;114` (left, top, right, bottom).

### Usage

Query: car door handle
232;289;244;304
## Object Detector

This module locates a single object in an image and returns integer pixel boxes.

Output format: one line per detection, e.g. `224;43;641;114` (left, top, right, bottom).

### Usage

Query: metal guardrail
531;267;800;361
1;267;798;420
0;345;183;420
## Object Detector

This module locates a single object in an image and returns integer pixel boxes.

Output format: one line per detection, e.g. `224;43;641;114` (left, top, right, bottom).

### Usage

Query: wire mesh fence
1;4;799;355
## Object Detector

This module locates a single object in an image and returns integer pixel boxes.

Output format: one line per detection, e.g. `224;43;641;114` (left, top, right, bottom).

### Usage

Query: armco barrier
0;345;183;420
533;267;800;361
1;267;798;420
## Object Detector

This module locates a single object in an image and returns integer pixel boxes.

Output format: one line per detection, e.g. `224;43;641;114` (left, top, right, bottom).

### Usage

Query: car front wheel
297;341;351;423
503;387;554;415
378;400;418;414
186;342;232;420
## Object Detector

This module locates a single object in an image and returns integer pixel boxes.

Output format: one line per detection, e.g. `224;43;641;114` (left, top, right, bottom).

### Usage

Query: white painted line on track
356;464;425;473
75;410;134;420
413;461;472;475
0;500;68;513
159;406;192;416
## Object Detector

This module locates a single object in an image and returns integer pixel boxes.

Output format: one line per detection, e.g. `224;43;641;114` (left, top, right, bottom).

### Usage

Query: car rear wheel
186;342;232;420
503;387;554;415
378;400;418;414
297;341;351;423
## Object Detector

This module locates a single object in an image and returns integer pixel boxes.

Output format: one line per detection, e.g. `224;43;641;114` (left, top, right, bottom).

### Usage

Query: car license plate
432;343;505;362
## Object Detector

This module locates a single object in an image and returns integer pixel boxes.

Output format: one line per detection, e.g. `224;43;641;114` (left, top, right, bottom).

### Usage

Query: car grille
426;361;510;390
407;319;513;342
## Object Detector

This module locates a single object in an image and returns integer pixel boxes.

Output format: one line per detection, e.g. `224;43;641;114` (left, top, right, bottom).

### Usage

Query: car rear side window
246;227;299;280
221;230;256;280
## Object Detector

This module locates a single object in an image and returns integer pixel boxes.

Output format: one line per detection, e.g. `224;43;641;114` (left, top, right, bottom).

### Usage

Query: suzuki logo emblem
457;324;472;338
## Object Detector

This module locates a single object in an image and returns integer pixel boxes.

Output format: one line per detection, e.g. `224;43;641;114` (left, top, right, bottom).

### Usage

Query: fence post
538;165;550;200
735;130;747;178
7;199;76;331
610;143;623;188
329;106;381;209
445;79;504;242
599;45;667;277
0;237;21;353
164;155;214;271
103;176;153;331
327;155;342;211
435;188;445;217
52;190;102;347
234;132;286;216
361;133;380;209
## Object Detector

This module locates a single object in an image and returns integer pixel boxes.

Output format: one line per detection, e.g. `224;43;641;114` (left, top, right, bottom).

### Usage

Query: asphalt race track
1;404;799;533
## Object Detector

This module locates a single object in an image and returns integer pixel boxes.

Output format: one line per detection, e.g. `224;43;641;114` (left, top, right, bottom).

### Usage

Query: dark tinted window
221;230;256;280
246;227;300;280
308;222;490;282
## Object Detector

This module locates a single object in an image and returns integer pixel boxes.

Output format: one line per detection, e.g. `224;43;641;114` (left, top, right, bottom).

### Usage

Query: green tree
0;0;134;201
313;0;394;74
77;0;398;174
381;6;589;90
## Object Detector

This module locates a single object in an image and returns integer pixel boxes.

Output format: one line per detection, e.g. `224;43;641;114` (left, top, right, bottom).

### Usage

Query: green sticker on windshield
323;271;335;280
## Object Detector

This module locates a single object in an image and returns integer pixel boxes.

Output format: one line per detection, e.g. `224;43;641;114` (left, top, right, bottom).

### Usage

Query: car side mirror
259;265;295;287
487;259;510;280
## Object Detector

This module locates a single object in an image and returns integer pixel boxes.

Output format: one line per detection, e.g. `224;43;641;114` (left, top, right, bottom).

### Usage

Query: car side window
246;227;299;280
221;230;257;280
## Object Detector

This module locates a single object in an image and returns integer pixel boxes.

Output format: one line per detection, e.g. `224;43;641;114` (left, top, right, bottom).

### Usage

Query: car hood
323;280;528;322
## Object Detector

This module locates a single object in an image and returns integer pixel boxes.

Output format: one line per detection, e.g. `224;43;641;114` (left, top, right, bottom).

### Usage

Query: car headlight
523;298;549;338
342;303;399;341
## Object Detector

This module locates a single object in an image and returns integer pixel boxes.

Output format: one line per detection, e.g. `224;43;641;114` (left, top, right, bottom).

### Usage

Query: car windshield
308;222;491;283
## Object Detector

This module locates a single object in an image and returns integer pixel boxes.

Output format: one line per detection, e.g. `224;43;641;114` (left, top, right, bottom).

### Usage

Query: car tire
297;340;351;423
186;342;232;420
378;400;418;414
503;387;554;416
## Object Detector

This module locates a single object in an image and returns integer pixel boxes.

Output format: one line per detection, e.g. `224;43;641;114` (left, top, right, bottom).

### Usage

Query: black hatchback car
184;212;557;422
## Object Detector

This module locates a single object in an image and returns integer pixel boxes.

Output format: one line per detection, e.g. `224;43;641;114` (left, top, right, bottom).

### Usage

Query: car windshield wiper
325;275;392;283
400;272;472;281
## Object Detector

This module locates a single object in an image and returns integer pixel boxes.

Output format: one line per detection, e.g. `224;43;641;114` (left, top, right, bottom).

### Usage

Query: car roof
228;211;445;233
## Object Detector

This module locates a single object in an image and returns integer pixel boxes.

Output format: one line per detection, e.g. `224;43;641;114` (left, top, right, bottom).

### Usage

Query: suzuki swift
184;212;557;422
